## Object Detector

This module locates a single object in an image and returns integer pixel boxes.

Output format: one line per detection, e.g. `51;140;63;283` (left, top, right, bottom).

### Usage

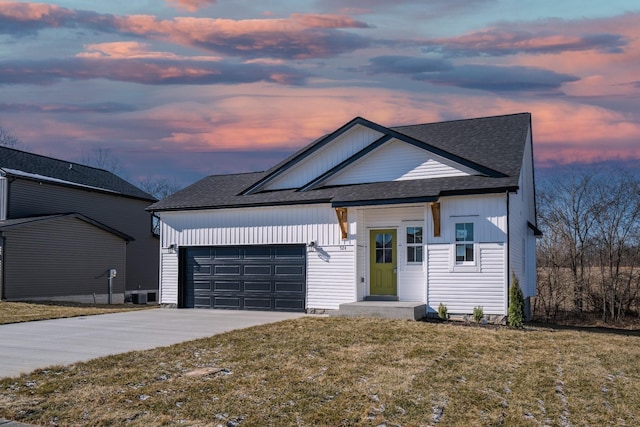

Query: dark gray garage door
182;245;306;312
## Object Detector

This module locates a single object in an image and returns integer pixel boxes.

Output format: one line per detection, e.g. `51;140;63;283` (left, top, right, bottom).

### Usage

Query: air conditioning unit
132;293;147;305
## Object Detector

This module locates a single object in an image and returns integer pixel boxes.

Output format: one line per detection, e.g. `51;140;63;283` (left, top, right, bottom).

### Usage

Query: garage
181;245;306;312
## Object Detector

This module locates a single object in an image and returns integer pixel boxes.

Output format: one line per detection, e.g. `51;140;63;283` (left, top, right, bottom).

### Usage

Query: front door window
370;229;397;295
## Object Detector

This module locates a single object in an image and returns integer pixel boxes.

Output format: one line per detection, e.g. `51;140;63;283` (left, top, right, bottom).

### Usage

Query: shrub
438;302;449;320
509;273;525;328
473;306;484;323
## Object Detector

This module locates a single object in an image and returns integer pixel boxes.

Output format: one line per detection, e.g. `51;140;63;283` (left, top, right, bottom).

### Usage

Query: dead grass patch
0;301;156;325
0;317;639;426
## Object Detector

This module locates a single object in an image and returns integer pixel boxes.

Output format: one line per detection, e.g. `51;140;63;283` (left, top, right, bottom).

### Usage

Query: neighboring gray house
0;147;159;303
149;113;539;319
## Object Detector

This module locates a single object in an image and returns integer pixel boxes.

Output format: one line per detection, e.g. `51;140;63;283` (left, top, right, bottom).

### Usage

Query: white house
148;113;539;319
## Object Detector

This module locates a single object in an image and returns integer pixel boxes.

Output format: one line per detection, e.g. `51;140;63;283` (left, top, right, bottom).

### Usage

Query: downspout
505;190;510;316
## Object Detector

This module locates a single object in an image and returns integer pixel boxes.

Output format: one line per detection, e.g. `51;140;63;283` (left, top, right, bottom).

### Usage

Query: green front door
369;229;397;296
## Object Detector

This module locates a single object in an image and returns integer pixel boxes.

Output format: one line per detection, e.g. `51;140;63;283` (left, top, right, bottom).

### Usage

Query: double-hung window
406;226;423;264
455;222;474;263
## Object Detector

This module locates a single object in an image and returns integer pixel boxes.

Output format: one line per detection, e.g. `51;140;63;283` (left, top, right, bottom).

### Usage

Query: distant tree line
534;167;640;322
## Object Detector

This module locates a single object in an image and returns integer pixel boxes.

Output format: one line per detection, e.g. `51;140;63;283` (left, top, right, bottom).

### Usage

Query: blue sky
1;0;639;186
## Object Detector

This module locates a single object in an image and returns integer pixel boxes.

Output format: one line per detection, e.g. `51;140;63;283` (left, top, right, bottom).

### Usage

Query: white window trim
403;221;424;267
450;218;480;272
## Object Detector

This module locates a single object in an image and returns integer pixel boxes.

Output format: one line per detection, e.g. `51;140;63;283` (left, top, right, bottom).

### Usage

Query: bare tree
589;173;640;321
535;167;640;322
82;147;124;177
534;221;570;321
0;125;20;148
538;171;597;316
138;176;181;199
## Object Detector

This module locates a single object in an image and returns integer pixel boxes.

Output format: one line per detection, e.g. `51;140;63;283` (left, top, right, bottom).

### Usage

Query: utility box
132;293;147;305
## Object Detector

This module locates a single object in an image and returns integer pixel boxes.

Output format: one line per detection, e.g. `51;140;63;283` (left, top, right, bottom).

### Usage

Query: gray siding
3;216;126;299
7;178;158;292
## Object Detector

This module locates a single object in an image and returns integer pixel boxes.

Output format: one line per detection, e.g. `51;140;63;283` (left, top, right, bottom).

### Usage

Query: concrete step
330;301;426;321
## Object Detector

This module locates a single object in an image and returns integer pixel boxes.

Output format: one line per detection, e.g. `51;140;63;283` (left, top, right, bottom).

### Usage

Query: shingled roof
0;146;155;201
149;113;531;212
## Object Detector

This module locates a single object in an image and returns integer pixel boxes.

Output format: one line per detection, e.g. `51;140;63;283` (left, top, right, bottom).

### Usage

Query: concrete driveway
0;308;305;378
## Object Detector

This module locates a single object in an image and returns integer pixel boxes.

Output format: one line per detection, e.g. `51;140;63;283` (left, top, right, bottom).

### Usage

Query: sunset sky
1;0;639;187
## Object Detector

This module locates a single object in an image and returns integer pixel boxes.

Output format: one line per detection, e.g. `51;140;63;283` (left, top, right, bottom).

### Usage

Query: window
151;214;160;237
455;222;474;263
375;233;393;264
406;226;423;264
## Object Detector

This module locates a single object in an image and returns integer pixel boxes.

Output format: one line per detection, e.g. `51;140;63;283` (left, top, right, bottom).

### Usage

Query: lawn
0;301;156;325
0;317;639;426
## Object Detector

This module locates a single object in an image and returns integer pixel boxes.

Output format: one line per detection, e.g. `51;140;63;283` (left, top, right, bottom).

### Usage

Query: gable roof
0;213;134;241
243;116;511;195
148;113;531;212
0;146;155;201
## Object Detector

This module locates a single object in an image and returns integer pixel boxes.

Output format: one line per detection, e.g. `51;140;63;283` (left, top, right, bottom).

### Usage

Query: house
0;147;159;304
148;113;539;319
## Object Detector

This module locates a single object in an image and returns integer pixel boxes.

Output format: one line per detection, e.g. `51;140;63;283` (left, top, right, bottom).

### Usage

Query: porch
329;301;426;321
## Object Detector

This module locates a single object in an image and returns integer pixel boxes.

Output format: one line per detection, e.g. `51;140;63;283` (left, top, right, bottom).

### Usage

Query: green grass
0;301;156;325
0;317;639;426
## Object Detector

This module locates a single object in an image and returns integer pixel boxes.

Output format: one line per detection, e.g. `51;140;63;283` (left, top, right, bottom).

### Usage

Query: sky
0;0;639;188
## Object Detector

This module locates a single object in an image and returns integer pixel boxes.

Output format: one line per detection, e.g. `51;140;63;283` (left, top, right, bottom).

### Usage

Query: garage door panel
275;281;305;293
193;280;211;291
194;296;212;308
188;247;213;259
244;298;272;310
191;266;213;276
275;265;304;275
244;281;272;292
213;296;242;309
244;247;271;258
183;245;306;312
213;281;241;291
244;265;271;275
274;246;306;258
214;265;240;275
275;298;305;310
213;247;242;259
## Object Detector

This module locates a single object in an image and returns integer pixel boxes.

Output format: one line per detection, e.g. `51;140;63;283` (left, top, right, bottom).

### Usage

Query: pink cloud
165;0;216;12
422;12;640;58
77;41;222;61
290;13;370;29
0;3;372;59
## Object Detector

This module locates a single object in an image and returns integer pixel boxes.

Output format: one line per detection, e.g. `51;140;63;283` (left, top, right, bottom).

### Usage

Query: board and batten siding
508;128;537;298
160;204;353;248
7;178;158;292
427;243;506;315
358;204;426;302
324;139;476;187
2;216;126;301
428;194;508;246
158;204;356;308
425;194;509;315
264;125;383;191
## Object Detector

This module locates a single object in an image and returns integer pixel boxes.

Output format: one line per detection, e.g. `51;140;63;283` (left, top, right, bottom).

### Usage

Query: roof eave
148;198;333;213
4;171;157;203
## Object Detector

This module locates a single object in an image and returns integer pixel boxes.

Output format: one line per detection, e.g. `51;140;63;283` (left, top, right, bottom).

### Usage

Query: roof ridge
391;112;531;129
206;171;266;178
